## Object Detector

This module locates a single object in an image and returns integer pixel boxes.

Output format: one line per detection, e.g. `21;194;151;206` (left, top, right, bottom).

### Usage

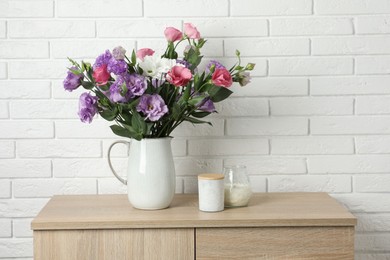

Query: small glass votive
224;165;252;207
198;173;225;212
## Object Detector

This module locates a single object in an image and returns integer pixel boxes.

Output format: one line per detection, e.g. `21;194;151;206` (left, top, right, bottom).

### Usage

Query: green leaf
187;96;205;106
81;81;94;90
131;110;146;135
181;84;191;103
184;116;212;125
191;111;211;118
98;84;110;92
120;82;128;96
208;85;233;103
110;125;132;138
131;50;137;65
100;107;118;121
67;57;81;70
172;103;181;120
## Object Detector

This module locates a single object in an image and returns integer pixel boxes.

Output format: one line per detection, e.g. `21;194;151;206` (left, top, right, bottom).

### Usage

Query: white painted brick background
0;0;389;258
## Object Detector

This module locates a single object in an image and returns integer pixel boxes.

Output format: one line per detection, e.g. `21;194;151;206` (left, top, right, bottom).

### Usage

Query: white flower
138;54;176;79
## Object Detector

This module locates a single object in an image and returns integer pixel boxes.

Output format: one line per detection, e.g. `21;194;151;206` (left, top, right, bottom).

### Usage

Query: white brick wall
1;0;390;258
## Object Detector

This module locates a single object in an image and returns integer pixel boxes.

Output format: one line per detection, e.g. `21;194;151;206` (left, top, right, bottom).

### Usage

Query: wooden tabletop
31;193;356;230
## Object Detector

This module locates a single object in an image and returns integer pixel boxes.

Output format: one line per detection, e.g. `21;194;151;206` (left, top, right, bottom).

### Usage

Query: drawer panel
196;227;354;260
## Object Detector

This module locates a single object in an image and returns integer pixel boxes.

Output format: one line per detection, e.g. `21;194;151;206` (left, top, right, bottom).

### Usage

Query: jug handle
107;140;129;185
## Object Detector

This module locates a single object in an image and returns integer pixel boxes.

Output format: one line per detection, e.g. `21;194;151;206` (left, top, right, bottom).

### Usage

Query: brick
53;159;125;178
0;141;14;158
10;100;78;119
225;157;307;175
0;121;53;138
0;238;33;257
356;16;390;34
311;76;390;95
248;176;267;192
270;58;353;76
0;21;5;38
230;78;309;97
0;1;53;17
356;254;390;260
172;119;224;137
270;97;353;115
13;219;33;238
0;160;51;178
185;19;267;37
231;0;312;16
97;178;128;194
175;158;223;176
315;0;390;14
175;178;184;193
55;120;116;138
13;178;97;198
271;18;353;36
201;58;267;77
9;20;95;38
17;140;101;158
215;98;269;116
356;233;390;251
355;175;390;192
269;175;351;192
97;20;181;38
355;213;390;232
0;199;48;217
271;137;354;155
356;136;390;154
145;0;228;17
183;176;198;193
356;96;390;115
313;36;390;55
52;80;84;99
188;138;268;156
9;61;68;79
225;38;309;57
311;116;390;135
332;193;390;212
0;41;49;59
0;62;6;79
58;0;142;17
52;40;136;59
0;180;10;198
356;56;390;74
0;81;51;99
0;219;11;237
0;100;8;118
308;155;390;174
226;118;308;136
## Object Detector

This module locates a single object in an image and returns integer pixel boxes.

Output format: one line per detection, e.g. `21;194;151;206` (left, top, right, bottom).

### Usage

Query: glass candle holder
223;165;252;207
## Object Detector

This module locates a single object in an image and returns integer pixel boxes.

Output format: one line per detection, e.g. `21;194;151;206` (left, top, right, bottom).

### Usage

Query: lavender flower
136;94;168;121
151;78;165;88
205;60;225;74
112;46;126;60
109;76;132;103
93;50;112;69
128;73;147;96
78;92;98;123
109;73;147;103
197;97;216;113
107;58;127;75
176;59;190;68
63;67;84;92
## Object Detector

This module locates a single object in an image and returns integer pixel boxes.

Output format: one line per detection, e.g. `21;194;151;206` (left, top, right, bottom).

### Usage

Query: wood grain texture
34;228;194;260
196;227;355;260
31;193;356;230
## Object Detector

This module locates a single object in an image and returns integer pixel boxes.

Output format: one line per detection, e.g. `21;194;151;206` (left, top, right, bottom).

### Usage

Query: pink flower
211;68;232;88
184;23;200;39
92;65;110;86
164;27;182;42
136;48;155;61
166;66;192;87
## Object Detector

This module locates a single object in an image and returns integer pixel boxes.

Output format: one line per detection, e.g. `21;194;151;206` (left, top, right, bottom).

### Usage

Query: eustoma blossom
63;23;255;140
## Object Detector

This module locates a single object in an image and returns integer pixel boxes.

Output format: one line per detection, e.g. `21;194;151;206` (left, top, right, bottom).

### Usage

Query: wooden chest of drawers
32;193;356;259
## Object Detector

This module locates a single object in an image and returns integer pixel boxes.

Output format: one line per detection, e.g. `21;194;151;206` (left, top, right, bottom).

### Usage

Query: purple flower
176;59;190;68
128;73;147;96
78;92;98;123
151;78;165;88
197;97;216;113
206;60;225;74
63;67;84;92
107;58;127;75
109;76;132;103
93;50;112;69
109;74;147;103
112;46;126;60
136;94;168;121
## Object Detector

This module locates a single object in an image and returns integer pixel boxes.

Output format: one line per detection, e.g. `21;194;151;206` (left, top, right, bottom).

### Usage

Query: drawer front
34;228;194;260
196;227;354;260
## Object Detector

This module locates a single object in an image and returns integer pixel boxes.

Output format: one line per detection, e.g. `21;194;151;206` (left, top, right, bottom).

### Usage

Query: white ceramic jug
108;137;175;210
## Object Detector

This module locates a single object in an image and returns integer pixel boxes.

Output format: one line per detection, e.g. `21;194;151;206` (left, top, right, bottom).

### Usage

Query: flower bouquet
63;23;255;140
